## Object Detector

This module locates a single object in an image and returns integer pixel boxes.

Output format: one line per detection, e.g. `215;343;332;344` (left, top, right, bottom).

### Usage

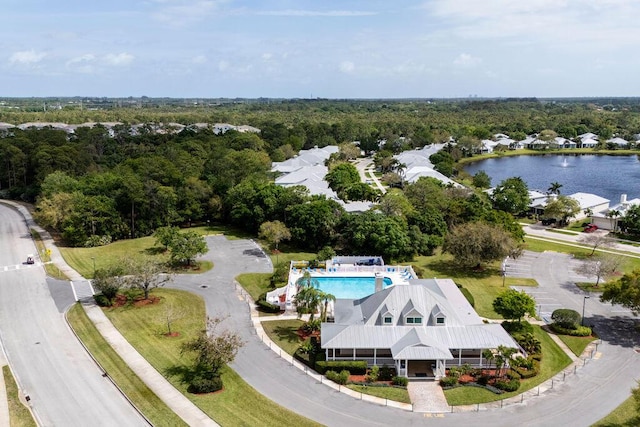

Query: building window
383;316;393;324
406;317;422;324
436;317;445;324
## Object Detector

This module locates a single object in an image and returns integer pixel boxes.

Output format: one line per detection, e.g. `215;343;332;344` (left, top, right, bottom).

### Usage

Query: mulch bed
111;294;161;308
348;375;393;385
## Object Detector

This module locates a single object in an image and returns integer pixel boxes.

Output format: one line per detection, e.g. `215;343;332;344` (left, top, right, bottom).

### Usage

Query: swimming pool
311;276;393;299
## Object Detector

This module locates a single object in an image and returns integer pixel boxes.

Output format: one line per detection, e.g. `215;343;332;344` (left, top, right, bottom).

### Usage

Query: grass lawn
236;250;315;301
346;385;411;404
576;283;606;293
261;319;306;355
555;334;596;357
60;235;213;279
2;366;36;427
103;289;320;427
444;325;572;405
524;237;640;268
549;229;580;237
411;250;538;318
66;303;186;427
592;395;640;427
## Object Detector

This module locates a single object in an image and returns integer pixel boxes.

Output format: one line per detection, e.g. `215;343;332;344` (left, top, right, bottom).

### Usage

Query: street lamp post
91;256;96;276
582;295;590;326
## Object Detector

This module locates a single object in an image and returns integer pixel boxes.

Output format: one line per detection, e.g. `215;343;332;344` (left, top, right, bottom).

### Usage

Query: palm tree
294;272;322;321
319;291;336;322
547;181;563;195
482;349;494;372
606;209;621;232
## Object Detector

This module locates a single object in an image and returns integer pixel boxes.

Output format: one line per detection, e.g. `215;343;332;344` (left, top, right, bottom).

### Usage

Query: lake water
463;154;640;202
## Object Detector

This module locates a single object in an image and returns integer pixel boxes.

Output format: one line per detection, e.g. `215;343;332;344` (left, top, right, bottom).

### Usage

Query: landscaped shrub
315;361;368;375
495;378;520;392
551;308;581;329
502;320;534;334
512;359;540;379
94;294;113;307
512;332;542;354
301;319;321;334
477;375;490;386
379;364;395;381
325;370;349;385
187;375;223;394
549;323;592;337
365;365;379;383
256;299;281;313
392;376;408;387
530;352;543;361
439;376;459;387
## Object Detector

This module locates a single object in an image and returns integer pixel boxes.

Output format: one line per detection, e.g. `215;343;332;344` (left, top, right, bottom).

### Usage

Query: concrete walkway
1;200;218;427
408;381;449;412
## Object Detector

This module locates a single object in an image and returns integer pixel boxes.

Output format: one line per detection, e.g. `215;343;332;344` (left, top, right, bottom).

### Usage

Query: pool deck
266;263;417;311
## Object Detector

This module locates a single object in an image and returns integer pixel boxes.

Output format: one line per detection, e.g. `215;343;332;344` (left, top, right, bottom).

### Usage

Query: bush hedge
379;365;395;381
511;359;540;379
392;376;408;387
315;360;368;375
325;370;350;385
187;375;223;394
256;299;281;313
439;376;459;387
495;378;520;392
551;308;582;329
549;323;592;337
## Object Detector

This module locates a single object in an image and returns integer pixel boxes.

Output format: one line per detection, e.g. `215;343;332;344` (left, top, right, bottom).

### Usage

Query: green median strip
3;365;37;427
66;303;187;427
102;289;321;427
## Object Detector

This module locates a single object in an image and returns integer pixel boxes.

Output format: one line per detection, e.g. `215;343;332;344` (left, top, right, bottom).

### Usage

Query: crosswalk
70;280;95;301
0;262;44;273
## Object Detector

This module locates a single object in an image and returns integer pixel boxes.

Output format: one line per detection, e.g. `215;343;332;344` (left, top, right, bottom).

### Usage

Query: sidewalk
0;200;218;427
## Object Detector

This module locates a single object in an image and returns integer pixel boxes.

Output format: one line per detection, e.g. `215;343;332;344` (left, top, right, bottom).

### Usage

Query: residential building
321;279;520;379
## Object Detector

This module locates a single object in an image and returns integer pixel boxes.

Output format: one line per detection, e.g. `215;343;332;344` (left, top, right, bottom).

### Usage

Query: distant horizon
2;96;640;102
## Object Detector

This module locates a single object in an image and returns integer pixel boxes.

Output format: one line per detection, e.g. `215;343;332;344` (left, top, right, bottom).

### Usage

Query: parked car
26;254;35;264
541;218;556;226
584;224;598;233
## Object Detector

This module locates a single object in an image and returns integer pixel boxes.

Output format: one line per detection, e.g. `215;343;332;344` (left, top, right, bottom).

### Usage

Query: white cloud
104;53;134;66
453;53;481;68
66;54;96;73
9;50;46;65
256;10;376;17
339;61;355;73
192;55;207;64
152;0;222;26
262;53;272;61
218;60;229;71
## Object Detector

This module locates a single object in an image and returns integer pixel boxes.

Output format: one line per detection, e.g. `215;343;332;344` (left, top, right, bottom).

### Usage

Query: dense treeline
2;98;640;260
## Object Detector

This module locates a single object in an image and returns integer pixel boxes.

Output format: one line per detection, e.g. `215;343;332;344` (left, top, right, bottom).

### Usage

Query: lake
463;154;640;202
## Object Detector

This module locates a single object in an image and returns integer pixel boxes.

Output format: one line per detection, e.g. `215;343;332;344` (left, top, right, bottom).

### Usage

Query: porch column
353;348;356;361
479;349;483;367
458;349;462;365
373;349;377;366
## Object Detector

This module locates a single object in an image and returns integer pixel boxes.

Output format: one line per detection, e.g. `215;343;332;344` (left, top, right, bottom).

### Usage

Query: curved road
0;204;147;426
169;235;640;427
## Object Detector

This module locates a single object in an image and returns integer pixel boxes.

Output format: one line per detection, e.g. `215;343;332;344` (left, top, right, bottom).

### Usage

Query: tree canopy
493;289;536;322
491;177;530;216
601;269;640;315
443;222;516;267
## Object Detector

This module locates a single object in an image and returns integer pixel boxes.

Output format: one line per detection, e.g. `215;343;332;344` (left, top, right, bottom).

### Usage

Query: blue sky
3;0;640;98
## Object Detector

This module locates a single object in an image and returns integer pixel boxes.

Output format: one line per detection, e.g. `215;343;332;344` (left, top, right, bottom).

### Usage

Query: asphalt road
169;235;640;427
0;203;147;427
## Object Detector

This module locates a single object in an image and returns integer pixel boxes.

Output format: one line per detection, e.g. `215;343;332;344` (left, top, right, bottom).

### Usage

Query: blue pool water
312;276;393;299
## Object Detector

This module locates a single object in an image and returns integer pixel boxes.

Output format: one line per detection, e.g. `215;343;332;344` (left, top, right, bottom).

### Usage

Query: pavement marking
423;413;445;418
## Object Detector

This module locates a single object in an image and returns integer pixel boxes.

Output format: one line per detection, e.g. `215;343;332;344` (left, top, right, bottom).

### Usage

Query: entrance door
407;360;434;378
